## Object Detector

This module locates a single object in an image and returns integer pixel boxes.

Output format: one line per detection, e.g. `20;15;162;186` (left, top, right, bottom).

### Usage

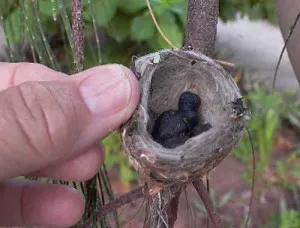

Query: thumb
0;63;140;180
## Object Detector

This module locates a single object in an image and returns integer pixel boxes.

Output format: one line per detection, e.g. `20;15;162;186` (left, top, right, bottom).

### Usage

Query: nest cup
121;49;249;187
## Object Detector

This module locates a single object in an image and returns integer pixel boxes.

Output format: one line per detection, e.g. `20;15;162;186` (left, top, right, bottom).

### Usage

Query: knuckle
15;82;73;159
10;63;48;86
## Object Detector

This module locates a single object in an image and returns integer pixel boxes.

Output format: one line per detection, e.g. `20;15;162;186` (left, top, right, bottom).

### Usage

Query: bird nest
121;49;250;189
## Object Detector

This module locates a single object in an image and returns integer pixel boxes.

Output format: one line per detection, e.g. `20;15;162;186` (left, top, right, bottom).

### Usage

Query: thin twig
166;186;182;227
206;175;210;228
72;0;84;72
244;126;256;228
146;0;178;49
58;0;80;70
122;196;146;227
272;11;300;92
97;186;145;220
193;180;223;228
215;60;235;68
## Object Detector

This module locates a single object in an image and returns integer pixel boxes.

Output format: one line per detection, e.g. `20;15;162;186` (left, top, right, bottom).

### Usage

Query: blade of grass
32;0;60;70
89;0;102;64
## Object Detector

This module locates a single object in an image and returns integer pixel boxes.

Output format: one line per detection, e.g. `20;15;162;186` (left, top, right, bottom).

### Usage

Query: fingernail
79;65;132;117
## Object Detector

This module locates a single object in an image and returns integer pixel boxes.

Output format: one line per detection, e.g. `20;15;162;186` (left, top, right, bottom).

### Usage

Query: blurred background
0;0;299;227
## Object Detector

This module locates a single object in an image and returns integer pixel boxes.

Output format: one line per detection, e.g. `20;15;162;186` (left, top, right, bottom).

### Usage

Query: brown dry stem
193;180;223;228
98;186;145;220
144;185;184;228
72;0;84;72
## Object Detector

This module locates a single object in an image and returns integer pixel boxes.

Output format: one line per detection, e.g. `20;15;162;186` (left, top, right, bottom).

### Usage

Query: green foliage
234;91;283;165
102;132;138;185
131;12;155;41
118;0;146;14
0;0;277;71
276;149;300;190
279;210;300;228
219;0;277;24
156;11;183;48
84;0;118;25
233;90;300;185
269;198;300;228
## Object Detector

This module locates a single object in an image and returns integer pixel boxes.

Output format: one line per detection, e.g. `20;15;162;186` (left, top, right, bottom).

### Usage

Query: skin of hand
276;0;300;83
0;62;140;227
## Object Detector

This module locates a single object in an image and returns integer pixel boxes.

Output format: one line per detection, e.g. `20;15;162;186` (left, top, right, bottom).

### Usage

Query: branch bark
193;180;223;228
185;0;219;57
142;1;221;227
90;1;221;227
98;186;145;220
72;0;84;72
143;185;183;228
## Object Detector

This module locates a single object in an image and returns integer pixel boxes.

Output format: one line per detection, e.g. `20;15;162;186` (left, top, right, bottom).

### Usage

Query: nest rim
122;49;249;185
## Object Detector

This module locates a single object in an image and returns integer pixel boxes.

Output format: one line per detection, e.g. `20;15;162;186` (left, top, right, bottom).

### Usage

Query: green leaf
39;0;71;17
156;12;183;49
131;12;155;41
0;1;20;19
280;210;300;228
3;7;22;45
118;0;147;14
107;14;131;43
169;1;188;25
84;0;118;25
146;37;162;51
265;109;279;143
120;165;134;184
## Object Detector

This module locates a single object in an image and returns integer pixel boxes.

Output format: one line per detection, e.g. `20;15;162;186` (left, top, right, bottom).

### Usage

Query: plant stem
185;0;219;57
21;0;45;64
57;0;80;71
141;1;221;227
97;186;145;220
143;185;183;228
89;0;102;64
0;12;14;61
32;0;60;70
72;0;84;72
193;180;223;228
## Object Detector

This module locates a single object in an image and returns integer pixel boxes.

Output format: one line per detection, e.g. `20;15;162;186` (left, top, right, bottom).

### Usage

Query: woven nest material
121;49;250;188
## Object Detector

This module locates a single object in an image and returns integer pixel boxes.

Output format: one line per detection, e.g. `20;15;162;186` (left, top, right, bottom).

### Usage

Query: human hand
0;63;140;227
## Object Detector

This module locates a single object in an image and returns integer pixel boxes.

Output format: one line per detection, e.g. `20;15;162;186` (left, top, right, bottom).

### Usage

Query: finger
0;63;103;181
29;144;105;181
0;62;65;91
0;63;140;180
0;180;84;227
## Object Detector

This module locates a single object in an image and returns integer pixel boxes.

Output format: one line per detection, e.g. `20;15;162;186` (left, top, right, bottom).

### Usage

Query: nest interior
122;49;249;185
149;53;232;134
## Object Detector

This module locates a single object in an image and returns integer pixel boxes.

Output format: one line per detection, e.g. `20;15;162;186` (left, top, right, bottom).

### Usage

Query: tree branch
193;180;223;228
141;1;221;227
98;186;145;220
72;0;84;72
143;185;183;228
185;0;219;57
165;186;182;227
